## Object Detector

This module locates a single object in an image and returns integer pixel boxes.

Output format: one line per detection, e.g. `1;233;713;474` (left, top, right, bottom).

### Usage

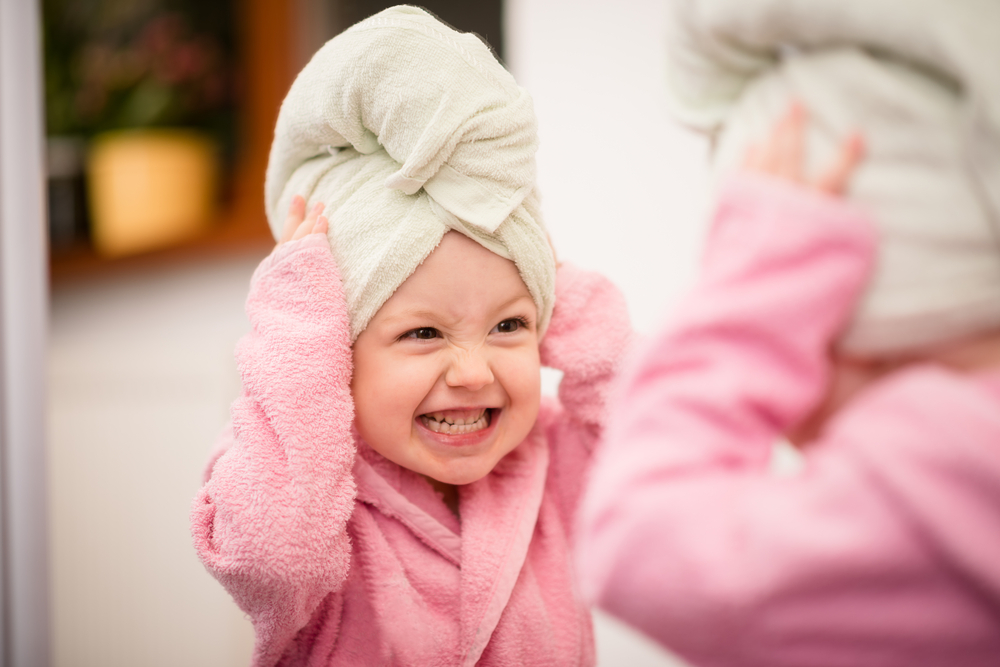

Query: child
190;6;630;666
576;1;1000;663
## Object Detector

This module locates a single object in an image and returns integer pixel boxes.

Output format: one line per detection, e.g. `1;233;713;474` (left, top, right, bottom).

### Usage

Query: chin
425;456;498;486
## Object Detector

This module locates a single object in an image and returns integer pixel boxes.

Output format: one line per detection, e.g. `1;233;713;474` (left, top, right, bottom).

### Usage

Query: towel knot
264;5;555;340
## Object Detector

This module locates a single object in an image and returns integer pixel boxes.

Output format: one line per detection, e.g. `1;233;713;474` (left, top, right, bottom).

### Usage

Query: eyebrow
380;294;536;328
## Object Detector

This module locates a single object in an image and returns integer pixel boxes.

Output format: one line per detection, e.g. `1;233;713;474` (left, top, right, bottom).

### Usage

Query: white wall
505;0;711;336
49;255;261;667
505;1;710;664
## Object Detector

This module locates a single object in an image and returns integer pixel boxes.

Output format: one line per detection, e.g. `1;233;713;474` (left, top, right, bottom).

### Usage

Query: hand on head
280;195;328;245
742;103;869;447
742;102;865;196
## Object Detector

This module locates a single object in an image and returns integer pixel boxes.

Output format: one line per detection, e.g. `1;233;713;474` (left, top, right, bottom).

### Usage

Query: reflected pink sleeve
573;174;976;665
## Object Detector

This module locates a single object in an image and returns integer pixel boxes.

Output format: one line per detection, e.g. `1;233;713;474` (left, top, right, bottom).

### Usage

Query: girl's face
351;232;541;485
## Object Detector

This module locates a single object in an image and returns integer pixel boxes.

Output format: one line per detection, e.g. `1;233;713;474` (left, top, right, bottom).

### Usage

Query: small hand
742;102;864;196
279;195;328;245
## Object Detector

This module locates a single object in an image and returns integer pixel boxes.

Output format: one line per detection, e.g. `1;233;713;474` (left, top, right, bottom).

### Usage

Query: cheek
498;347;542;425
352;352;438;438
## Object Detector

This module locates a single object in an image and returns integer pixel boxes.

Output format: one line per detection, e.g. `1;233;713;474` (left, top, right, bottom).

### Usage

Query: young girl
190;6;630;666
577;0;1000;663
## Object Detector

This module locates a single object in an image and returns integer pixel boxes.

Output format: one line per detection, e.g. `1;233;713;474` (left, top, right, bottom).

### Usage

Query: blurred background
39;0;709;664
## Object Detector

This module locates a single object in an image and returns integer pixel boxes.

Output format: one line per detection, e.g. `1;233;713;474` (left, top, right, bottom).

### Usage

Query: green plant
43;0;234;138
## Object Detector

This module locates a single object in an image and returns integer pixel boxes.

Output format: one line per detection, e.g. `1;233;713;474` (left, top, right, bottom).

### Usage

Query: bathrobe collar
353;429;550;665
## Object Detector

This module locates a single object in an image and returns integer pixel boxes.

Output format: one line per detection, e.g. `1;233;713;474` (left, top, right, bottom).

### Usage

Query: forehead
377;232;534;322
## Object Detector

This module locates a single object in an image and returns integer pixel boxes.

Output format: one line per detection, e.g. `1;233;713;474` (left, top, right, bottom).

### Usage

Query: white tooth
420;410;492;435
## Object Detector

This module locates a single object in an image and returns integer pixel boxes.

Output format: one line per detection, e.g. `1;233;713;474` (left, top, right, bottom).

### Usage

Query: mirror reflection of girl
190;7;630;666
578;100;1000;665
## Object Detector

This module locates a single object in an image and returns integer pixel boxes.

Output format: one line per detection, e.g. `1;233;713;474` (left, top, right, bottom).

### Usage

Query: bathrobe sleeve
576;173;947;664
190;234;356;667
539;262;633;520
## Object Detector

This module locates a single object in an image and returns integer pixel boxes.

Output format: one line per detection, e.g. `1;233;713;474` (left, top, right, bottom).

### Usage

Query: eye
402;327;440;341
492;317;528;334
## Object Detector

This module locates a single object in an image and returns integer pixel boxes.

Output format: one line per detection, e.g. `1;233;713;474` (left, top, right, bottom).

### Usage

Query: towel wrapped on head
265;5;555;341
665;0;1000;355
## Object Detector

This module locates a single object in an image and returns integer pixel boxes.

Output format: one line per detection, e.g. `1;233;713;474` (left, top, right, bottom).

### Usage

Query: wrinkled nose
445;349;494;391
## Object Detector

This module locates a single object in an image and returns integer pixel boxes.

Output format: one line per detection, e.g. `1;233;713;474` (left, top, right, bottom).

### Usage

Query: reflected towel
664;0;1000;354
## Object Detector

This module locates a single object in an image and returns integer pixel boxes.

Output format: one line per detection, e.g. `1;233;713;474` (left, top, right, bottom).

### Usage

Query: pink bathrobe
578;174;1000;666
191;234;631;666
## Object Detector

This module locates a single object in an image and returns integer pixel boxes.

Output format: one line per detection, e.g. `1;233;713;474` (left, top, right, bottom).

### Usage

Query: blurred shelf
48;0;295;287
49;210;274;284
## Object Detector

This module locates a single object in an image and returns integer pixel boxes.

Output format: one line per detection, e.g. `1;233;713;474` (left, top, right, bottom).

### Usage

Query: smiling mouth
419;408;493;435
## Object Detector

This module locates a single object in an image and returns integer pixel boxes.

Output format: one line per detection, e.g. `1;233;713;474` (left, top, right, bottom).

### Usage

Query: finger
774;102;806;181
281;195;307;243
293;202;325;241
817;132;865;195
754;104;797;175
314;215;329;236
742;143;763;171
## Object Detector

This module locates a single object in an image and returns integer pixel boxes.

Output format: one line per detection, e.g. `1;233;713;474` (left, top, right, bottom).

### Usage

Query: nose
444;348;494;391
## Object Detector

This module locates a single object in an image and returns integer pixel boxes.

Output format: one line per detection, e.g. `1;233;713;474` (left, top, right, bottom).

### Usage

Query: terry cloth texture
191;233;633;665
663;0;1000;355
578;174;1000;666
264;5;555;341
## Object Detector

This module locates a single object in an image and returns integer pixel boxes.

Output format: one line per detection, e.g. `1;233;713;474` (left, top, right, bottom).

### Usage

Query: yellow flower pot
87;129;219;258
